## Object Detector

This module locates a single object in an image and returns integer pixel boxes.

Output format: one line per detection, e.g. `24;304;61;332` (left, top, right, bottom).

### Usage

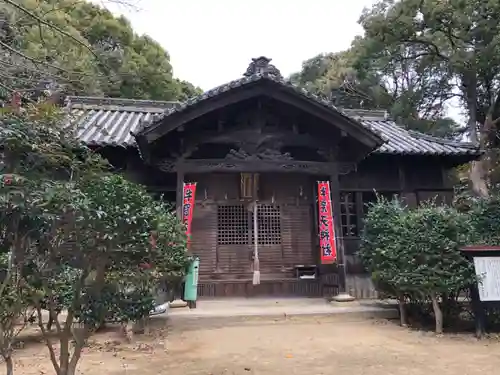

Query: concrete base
164;298;399;324
332;293;356;302
169;299;188;308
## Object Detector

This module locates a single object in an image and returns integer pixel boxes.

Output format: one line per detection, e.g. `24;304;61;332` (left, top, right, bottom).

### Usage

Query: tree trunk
397;296;408;327
430;293;443;334
65;360;78;375
60;329;85;375
463;73;489;197
470;160;489;197
5;355;13;375
470;117;491;198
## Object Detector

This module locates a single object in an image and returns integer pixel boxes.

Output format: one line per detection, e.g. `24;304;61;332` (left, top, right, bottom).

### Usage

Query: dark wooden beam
143;84;266;143
158;158;357;175
174;126;337;160
208;129;332;148
398;161;407;191
329;165;348;295
176;168;184;219
267;87;383;149
163;159;343;175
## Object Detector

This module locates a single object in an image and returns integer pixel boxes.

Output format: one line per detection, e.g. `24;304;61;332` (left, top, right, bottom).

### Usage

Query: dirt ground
11;315;500;375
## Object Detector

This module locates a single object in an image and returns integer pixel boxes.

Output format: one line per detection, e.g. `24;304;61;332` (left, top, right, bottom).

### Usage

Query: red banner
182;182;197;248
317;181;337;264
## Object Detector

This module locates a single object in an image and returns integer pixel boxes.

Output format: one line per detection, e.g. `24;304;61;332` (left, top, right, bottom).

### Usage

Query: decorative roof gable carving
243;56;283;79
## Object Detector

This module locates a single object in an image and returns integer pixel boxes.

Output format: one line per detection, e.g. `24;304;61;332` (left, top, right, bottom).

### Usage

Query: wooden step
198;278;328;298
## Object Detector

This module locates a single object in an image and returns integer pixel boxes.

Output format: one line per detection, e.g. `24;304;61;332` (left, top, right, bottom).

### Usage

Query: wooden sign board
473;256;500;301
461;246;500;338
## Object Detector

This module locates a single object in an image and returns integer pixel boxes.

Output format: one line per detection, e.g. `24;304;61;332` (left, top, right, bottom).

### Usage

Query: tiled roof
349;116;478;156
65;96;177;147
65;95;479;157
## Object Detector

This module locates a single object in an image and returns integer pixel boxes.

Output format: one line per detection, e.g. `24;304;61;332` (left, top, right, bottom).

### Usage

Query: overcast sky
96;0;463;123
98;0;378;90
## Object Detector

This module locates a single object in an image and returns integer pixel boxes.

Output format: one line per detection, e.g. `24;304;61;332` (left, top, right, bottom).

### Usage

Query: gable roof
134;57;383;149
65;95;479;157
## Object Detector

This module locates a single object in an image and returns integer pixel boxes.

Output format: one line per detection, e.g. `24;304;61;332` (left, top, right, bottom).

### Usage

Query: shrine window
339;192;358;237
217;205;249;245
339;190;401;238
252;204;281;245
216;203;282;245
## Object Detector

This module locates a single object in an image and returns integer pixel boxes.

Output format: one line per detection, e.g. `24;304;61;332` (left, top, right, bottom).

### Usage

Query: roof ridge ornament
243;56;282;79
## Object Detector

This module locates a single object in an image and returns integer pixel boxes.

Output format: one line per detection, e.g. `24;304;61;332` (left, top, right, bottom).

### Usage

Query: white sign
473;256;500;301
192;266;199;287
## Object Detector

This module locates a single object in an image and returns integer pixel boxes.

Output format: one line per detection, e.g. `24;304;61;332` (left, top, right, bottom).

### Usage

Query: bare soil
11;315;500;375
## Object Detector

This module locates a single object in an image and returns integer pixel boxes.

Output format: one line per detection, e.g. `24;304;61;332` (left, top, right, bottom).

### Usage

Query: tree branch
36;306;61;375
400;39;450;62
40;0;86;17
0;59;86;86
0;81;37;104
2;0;101;61
0;40;95;77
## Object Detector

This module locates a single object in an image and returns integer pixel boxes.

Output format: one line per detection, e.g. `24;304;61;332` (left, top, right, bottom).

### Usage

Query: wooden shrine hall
66;56;481;298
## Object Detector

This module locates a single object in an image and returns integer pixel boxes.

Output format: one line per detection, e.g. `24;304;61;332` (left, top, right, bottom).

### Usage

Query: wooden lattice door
252;204;282;275
216;204;253;275
216;203;282;276
253;204;282;246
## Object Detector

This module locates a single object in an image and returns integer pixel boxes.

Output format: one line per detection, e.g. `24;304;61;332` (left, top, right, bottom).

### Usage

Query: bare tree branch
1;0;101;61
0;59;88;86
400;39;450;62
0;81;37;103
40;0;86;17
0;40;95;76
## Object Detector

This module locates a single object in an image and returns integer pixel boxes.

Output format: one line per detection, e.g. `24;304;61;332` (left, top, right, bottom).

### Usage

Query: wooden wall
121;150;460;298
187;173;316;281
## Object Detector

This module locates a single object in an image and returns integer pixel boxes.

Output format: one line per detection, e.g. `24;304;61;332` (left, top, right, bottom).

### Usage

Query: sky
97;0;379;90
95;0;463;123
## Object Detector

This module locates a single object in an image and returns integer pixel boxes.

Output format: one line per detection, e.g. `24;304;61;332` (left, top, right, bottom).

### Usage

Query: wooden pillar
311;177;319;264
329;166;348;296
176;168;184;219
398;161;417;208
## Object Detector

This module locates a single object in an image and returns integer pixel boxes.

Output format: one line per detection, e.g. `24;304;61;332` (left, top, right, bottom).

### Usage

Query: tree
29;174;188;375
358;197;411;326
0;105;189;375
0;104;105;375
357;0;500;195
0;0;202;103
0;251;34;375
290;49;393;111
0;106;84;375
289;17;465;138
463;190;500;246
360;198;476;334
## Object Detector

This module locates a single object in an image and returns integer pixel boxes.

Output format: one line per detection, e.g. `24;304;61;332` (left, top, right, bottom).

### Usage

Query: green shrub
360;197;475;333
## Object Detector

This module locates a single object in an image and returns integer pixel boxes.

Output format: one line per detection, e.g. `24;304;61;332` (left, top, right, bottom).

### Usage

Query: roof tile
65;96;478;156
64;57;478;156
